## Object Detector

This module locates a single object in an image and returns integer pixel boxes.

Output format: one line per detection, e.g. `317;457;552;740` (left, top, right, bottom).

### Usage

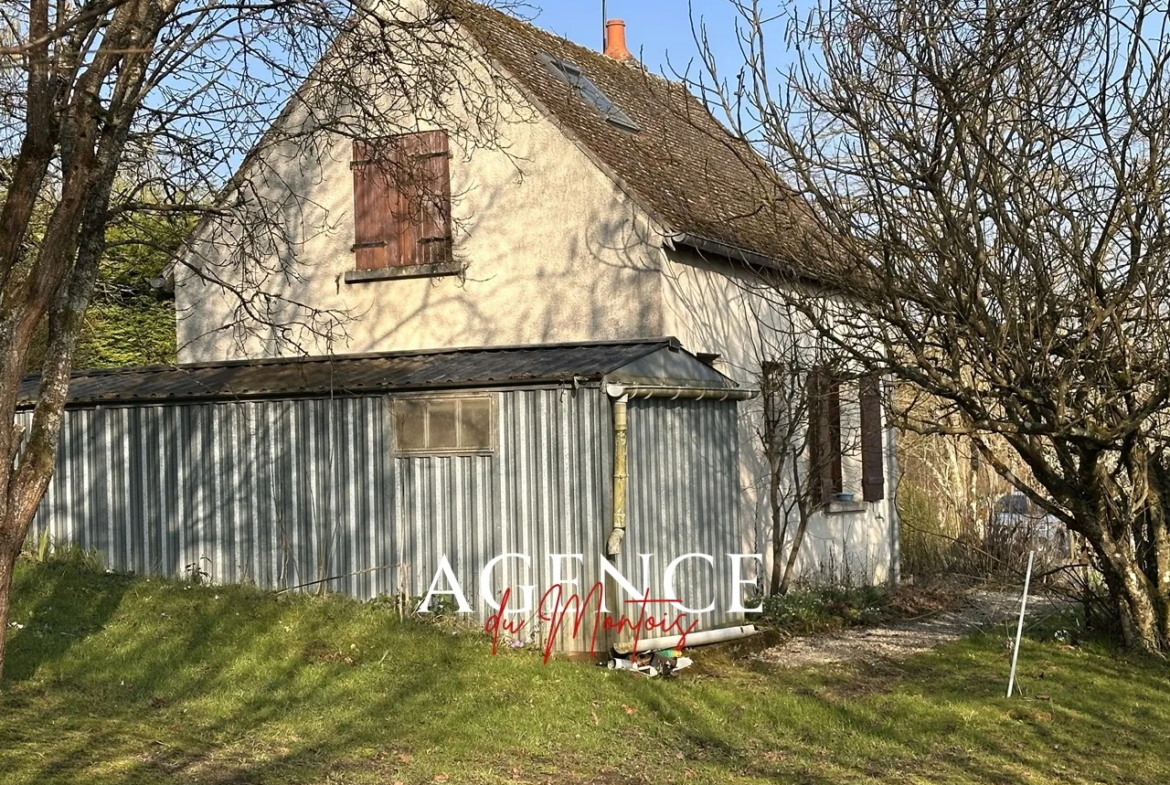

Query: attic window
537;53;640;132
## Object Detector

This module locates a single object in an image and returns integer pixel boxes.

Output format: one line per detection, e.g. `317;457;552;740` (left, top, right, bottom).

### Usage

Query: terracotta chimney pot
605;19;634;61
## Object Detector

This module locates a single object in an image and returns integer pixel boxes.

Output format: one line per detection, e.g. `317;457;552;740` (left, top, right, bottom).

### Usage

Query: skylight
537;53;641;133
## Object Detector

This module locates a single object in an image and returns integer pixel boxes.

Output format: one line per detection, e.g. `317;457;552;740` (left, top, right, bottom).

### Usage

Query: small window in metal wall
391;394;497;455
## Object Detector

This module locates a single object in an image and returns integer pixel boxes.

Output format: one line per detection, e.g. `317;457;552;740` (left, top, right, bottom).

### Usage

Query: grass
1;556;1168;784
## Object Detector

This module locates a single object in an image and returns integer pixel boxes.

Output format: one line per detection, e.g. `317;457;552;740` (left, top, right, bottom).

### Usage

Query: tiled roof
17;339;731;406
443;0;812;265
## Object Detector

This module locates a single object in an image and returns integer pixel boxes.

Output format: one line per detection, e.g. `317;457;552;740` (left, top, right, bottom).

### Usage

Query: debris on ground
607;649;695;678
613;625;757;656
606;626;762;677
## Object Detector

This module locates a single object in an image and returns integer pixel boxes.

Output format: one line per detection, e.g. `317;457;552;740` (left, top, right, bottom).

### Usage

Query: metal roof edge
18;377;611;411
17;338;705;408
171;336;677;371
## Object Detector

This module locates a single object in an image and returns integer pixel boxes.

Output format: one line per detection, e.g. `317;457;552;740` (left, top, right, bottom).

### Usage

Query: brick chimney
604;19;634;62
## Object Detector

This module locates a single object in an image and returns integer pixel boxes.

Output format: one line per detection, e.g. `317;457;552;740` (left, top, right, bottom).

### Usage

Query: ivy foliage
71;213;189;369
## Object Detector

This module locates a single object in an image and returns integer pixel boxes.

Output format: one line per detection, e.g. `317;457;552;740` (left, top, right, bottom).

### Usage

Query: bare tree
756;313;861;595
692;0;1170;650
0;0;520;683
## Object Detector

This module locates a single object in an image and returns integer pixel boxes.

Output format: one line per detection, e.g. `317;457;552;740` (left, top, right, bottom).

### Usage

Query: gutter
603;382;756;557
618;384;755;402
668;232;837;292
669;232;782;272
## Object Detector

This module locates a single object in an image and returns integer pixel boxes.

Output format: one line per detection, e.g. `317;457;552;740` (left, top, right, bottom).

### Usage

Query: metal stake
602;0;607;50
1007;550;1035;698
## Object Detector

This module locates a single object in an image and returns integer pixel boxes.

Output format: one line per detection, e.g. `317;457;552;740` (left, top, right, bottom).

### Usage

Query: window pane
537;53;640;132
429;400;458;450
460;398;492;449
397;399;427;451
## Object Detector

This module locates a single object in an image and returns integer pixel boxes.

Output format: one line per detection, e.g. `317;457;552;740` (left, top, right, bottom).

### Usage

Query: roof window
537;53;640;133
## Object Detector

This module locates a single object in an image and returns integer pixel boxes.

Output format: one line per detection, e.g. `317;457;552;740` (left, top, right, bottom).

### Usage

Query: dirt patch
757;589;1066;668
881;578;972;620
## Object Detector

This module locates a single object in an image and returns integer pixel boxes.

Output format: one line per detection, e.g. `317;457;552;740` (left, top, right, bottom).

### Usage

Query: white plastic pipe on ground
615;625;758;655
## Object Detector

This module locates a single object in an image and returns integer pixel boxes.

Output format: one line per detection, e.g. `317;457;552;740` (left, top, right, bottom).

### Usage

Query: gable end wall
175;27;667;363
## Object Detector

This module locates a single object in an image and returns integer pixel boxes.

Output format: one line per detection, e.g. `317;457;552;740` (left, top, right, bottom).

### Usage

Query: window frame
391;393;497;456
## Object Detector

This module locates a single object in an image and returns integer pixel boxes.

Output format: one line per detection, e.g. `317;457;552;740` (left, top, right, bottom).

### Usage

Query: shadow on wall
658;246;894;588
177;120;667;362
28;399;394;605
338;177;664;353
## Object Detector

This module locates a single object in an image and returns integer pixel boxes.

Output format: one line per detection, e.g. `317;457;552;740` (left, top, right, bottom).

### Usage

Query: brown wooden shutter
351;140;397;270
807;369;833;507
416;130;452;266
860;376;885;502
352;132;451;270
387;130;451;267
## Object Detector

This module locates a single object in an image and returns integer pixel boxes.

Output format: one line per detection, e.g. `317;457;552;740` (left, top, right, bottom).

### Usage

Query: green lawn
1;557;1167;785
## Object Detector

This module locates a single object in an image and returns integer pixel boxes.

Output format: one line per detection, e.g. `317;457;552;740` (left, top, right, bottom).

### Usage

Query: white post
1007;550;1035;698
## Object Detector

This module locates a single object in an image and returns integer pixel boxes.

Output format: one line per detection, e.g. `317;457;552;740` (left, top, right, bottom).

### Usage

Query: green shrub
758;585;886;635
897;479;997;577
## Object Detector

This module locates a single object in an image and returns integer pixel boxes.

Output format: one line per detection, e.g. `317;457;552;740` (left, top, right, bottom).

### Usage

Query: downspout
604;383;756;556
606;384;630;556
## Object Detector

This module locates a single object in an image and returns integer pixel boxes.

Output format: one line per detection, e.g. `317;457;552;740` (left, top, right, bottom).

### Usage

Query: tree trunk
0;533;19;686
1089;531;1169;653
778;491;812;596
1114;564;1165;653
769;459;789;595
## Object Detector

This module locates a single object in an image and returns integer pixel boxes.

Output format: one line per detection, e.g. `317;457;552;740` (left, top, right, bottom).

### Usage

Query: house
22;0;898;650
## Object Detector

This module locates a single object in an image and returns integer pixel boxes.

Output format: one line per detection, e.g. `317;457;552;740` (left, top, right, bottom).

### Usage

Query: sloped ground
757;589;1069;668
3;558;1167;785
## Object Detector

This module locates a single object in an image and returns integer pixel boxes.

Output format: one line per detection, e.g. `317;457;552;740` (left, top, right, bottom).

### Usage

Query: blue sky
518;1;749;81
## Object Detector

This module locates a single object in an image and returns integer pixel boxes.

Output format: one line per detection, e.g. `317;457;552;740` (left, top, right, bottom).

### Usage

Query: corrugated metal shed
17;338;735;407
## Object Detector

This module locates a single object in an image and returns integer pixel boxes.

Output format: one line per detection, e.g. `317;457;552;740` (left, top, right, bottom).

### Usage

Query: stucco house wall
172;1;898;589
175;48;667;363
661;246;898;584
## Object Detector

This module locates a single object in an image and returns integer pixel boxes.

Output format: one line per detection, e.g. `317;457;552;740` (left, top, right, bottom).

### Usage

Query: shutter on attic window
415;130;452;266
351;131;451;269
351;139;396;269
860;376;885;501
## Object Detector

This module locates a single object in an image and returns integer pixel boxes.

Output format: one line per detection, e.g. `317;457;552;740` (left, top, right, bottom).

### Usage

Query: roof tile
443;0;811;264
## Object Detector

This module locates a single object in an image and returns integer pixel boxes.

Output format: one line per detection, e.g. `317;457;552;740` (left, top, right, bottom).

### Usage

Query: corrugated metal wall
624;398;743;632
21;387;744;651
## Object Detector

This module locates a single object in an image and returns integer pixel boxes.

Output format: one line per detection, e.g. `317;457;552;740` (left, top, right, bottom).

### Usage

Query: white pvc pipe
615;625;758;655
1007;550;1035;698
